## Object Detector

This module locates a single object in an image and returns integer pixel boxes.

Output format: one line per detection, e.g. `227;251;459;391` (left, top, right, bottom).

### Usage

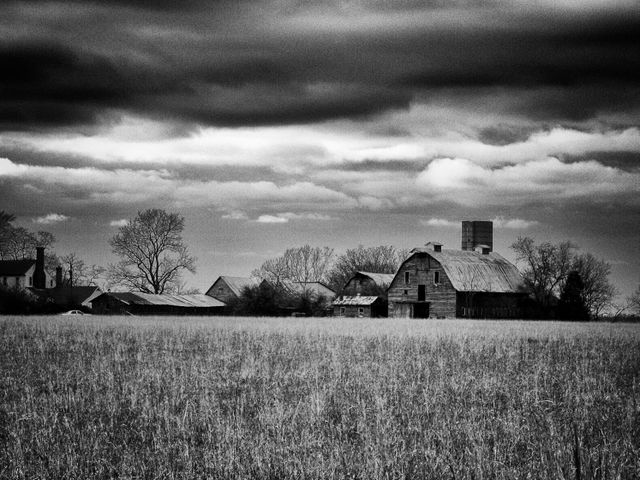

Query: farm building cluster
0;221;529;318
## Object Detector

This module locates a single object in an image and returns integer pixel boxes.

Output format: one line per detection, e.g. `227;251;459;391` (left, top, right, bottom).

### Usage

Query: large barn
387;241;526;319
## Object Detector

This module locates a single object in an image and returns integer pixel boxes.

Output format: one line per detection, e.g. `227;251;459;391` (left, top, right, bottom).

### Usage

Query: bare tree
326;245;406;292
629;285;640;314
108;209;196;294
571;253;616;318
511;236;576;309
252;245;334;287
59;253;106;287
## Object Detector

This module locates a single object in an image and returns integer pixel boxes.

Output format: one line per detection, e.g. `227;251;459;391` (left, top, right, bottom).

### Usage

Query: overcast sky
1;0;638;297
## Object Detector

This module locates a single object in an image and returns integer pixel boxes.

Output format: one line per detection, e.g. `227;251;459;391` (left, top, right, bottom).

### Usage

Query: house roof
99;292;226;308
355;271;395;286
333;295;380;306
0;259;35;276
404;248;523;293
207;276;259;297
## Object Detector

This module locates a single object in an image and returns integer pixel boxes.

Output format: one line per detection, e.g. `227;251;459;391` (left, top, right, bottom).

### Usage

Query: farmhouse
0;247;56;290
92;292;226;315
333;295;387;318
205;276;259;304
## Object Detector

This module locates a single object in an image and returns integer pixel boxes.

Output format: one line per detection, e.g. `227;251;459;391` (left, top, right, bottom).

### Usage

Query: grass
0;316;639;479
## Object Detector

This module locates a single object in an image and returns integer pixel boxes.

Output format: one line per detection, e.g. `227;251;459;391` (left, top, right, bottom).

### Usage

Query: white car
60;310;88;315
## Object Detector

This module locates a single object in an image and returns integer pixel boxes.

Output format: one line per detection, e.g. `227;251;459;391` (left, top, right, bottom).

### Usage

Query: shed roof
355;271;395;286
333;295;380;306
0;259;35;276
101;292;226;307
406;248;523;293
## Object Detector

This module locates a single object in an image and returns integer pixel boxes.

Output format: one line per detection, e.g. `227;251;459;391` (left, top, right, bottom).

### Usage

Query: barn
387;242;526;319
333;295;387;318
341;271;395;296
92;292;226;315
334;271;395;318
205;276;259;304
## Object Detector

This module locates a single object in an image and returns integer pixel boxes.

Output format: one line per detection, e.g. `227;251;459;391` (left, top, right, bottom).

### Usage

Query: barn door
413;303;429;318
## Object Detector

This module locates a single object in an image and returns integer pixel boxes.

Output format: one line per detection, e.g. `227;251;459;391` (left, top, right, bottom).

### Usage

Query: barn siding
388;254;457;318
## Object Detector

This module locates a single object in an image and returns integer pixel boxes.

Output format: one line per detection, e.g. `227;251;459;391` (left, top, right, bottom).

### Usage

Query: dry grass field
0;316;639;479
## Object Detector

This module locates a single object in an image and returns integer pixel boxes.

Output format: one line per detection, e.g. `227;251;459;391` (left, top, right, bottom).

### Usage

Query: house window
404;271;410;284
434;271;440;285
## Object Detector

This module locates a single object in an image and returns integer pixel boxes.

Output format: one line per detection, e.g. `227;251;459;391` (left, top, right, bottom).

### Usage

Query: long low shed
92;292;226;315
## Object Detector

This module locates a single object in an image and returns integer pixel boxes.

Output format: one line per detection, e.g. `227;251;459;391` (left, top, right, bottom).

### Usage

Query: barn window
403;289;408;295
340;307;346;316
358;307;364;316
434;271;440;284
2;277;7;285
29;276;33;286
218;287;224;294
404;271;410;284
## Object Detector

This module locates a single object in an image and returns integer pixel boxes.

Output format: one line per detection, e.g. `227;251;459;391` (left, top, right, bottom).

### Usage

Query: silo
461;221;493;252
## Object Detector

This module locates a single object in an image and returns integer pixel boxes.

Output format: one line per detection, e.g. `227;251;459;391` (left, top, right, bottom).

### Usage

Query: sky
0;0;638;299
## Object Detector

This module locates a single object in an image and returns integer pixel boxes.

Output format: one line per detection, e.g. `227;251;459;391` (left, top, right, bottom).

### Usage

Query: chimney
462;221;493;252
56;266;63;287
34;246;46;289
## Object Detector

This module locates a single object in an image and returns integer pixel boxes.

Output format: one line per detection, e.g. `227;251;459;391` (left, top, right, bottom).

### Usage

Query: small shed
92;292;226;315
333;295;387;318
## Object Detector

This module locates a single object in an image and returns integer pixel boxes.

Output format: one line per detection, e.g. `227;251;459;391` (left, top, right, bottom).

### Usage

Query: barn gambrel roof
405;248;524;293
355;271;395;287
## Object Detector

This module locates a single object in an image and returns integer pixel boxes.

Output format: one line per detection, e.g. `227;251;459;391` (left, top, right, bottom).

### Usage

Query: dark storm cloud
560;151;640;172
2;1;640;130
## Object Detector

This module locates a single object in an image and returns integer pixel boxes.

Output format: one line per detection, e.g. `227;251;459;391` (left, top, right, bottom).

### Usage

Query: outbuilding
92;292;226;315
333;295;387;318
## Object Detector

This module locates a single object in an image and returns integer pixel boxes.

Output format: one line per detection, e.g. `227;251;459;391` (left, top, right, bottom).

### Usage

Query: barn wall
206;279;239;304
342;277;383;296
456;292;525;318
388;253;457;318
334;305;372;317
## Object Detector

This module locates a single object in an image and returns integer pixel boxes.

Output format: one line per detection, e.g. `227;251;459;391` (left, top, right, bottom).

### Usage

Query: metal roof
333;295;380;306
102;292;226;307
355;271;395;286
406;248;523;293
0;259;35;276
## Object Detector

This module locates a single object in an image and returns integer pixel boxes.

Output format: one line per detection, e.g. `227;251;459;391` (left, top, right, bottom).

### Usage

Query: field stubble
0;316;638;479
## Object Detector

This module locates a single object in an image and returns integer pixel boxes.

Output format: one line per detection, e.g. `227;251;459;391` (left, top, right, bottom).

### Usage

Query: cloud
255;212;333;223
416;157;639;206
221;211;249;220
492;216;538;229
421;218;458;227
33;213;69;224
109;219;128;227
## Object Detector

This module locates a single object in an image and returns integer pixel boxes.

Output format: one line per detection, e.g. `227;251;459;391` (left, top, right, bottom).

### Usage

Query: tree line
2;208;639;319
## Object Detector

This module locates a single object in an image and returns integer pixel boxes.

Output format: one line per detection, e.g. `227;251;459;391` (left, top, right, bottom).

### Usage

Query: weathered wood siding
334;304;373;317
388;253;457;318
